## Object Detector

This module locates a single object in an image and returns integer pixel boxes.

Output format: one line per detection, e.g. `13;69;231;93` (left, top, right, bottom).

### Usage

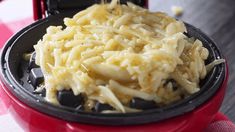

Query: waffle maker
0;0;228;131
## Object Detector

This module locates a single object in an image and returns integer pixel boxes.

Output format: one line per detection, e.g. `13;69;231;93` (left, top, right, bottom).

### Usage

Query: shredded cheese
33;0;222;113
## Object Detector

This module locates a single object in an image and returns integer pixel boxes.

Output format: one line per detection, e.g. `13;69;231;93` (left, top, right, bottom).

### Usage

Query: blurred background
0;0;235;122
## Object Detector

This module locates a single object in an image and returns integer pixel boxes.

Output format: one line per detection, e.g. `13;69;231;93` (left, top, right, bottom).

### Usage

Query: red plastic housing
0;63;228;132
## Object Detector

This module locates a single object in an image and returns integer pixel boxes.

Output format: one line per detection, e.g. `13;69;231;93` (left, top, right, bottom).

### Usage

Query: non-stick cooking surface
0;11;226;125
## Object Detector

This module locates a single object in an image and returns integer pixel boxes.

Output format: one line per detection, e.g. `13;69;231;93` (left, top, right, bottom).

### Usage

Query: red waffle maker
0;0;228;131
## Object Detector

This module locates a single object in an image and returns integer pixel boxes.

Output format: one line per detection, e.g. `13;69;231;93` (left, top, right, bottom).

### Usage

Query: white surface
0;113;24;132
0;0;32;22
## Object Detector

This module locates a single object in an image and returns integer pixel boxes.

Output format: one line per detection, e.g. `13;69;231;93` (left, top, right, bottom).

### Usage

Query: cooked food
171;6;183;16
30;0;224;113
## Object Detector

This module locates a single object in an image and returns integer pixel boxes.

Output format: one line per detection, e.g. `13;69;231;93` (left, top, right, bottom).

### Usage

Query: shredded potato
33;0;224;113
